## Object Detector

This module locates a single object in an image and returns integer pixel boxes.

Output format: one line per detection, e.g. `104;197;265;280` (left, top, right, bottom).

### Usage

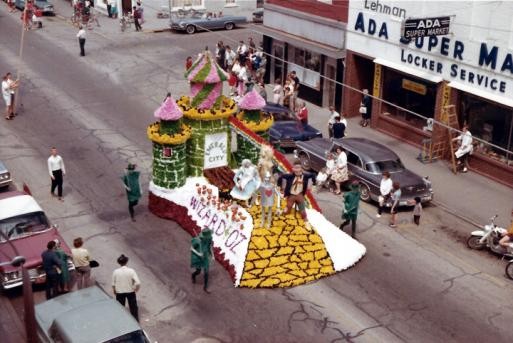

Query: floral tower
235;89;274;164
179;50;237;176
147;96;192;189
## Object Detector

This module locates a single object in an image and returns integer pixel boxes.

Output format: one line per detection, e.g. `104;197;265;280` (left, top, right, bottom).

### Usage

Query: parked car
252;9;263;23
15;0;54;15
36;286;151;343
265;102;322;150
0;160;12;189
170;11;246;34
0;191;74;289
294;137;434;205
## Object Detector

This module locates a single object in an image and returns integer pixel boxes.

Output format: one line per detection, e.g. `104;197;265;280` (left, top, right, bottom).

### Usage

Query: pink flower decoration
238;89;266;110
186;51;228;83
154;96;183;120
198;83;222;109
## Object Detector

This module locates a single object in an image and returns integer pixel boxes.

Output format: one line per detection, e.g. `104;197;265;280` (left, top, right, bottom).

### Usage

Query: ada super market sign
204;132;228;169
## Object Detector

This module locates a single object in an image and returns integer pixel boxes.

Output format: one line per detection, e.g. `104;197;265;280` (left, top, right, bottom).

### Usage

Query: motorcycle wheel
505;261;513;280
466;236;485;250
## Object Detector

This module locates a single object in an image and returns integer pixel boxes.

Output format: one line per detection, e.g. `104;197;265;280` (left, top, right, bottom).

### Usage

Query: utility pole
0;231;37;343
13;3;30;115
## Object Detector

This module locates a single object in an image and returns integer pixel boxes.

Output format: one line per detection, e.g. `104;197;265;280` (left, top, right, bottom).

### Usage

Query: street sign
403;16;451;39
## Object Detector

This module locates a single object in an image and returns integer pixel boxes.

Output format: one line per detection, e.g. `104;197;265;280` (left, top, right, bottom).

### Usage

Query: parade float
148;50;365;288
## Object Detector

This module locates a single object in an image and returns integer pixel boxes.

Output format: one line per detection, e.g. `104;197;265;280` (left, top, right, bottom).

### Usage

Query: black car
294;137;434;205
264;102;322;150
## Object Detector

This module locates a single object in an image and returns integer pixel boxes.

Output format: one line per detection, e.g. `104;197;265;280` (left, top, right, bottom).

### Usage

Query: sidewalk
295;96;513;227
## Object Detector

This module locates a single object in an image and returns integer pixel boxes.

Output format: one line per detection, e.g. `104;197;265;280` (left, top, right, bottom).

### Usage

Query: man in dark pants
41;240;62;299
76;25;86;57
112;254;141;321
47;147;66;201
133;6;142;31
339;181;361;238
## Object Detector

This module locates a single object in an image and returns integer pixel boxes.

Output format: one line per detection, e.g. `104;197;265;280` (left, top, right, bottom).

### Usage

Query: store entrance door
121;0;131;15
323;59;336;108
271;43;285;85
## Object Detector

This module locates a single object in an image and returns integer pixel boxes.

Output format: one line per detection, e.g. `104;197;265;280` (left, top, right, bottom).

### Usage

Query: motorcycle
467;215;513;258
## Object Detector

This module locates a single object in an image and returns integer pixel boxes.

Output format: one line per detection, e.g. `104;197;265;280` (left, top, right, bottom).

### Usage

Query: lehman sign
403;16;451;39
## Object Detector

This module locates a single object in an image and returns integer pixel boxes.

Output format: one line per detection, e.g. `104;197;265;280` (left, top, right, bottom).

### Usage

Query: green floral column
152;142;187;189
235;90;274;165
148;96;191;189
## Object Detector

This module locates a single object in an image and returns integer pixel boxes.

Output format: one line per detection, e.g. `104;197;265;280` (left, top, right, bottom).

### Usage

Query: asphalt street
1;5;513;343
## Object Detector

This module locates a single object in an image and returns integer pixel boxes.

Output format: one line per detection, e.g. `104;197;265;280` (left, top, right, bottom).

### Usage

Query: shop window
173;0;203;7
381;68;437;129
288;46;321;90
459;93;513;165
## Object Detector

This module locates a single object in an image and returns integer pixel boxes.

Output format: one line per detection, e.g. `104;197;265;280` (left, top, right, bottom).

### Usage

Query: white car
36;286;151;343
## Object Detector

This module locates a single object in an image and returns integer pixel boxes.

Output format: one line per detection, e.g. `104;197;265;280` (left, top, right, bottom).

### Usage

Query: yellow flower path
239;204;336;288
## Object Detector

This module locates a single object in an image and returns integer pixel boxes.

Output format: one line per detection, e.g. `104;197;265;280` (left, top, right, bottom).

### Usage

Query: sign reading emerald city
347;3;513;100
204;132;228;169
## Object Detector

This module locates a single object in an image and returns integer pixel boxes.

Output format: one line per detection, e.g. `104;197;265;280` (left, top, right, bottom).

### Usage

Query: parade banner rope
228;117;322;213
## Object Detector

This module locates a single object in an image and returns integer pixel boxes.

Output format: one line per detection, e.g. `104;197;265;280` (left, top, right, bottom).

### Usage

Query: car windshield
0;212;49;242
366;159;405;173
105;330;150;343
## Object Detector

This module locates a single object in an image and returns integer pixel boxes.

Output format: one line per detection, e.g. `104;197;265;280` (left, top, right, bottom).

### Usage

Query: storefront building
259;0;348;109
344;1;513;187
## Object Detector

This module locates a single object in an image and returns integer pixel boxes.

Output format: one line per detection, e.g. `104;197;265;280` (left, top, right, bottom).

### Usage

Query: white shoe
376;214;381;218
462;167;468;173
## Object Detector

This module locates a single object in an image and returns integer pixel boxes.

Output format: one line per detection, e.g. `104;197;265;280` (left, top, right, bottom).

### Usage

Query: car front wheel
299;154;311;171
186;25;196;34
359;183;371;202
225;22;234;30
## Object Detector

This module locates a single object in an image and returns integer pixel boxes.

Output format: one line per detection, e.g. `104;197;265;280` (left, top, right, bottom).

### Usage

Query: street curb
143;28;171;33
432;200;482;229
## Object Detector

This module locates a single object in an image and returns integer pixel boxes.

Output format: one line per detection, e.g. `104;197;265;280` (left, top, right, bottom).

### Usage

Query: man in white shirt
48;147;66;201
2;73;19;120
112;254;140;321
237;40;248;64
377;171;393;218
76;25;86;57
453;125;473;173
327;106;340;138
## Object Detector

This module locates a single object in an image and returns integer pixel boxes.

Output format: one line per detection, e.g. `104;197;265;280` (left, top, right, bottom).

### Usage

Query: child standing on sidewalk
412;197;422;226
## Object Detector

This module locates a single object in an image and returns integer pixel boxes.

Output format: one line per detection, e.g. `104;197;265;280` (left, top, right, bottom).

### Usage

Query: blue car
265;102;322;150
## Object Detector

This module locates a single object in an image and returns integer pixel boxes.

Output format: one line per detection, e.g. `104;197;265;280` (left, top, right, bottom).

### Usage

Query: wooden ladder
428;105;460;173
444;105;460;174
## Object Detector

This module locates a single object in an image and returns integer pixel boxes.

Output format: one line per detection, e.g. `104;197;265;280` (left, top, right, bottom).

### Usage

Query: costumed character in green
339;181;361;238
191;228;214;293
54;239;70;292
122;163;142;222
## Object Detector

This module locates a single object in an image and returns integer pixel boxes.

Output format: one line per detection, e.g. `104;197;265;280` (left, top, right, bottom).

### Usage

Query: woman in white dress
230;159;261;205
272;78;282;104
330;147;348;195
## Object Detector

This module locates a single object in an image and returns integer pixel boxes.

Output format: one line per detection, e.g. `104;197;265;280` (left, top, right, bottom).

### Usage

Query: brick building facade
259;0;348;109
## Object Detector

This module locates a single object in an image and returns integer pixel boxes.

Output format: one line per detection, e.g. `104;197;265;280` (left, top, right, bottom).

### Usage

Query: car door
345;150;363;180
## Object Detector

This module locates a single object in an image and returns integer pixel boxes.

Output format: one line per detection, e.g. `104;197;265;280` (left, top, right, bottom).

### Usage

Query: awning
253;26;345;59
448;81;513;108
374;58;443;83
